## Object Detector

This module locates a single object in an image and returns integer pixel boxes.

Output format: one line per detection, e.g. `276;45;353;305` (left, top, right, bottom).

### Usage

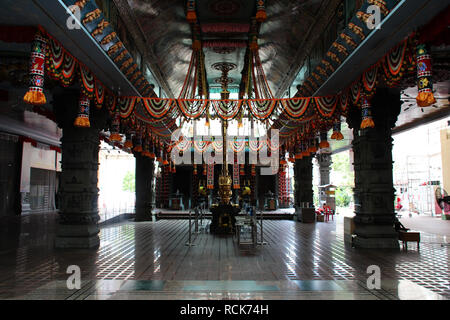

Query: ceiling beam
274;0;343;98
113;0;175;99
313;0;449;96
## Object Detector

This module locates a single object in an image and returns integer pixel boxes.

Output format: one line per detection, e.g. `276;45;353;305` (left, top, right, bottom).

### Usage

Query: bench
398;230;420;250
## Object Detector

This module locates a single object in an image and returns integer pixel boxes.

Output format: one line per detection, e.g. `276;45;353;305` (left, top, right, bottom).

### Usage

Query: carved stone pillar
53;88;107;249
347;88;402;249
317;152;332;205
135;154;154;221
294;156;315;222
297;156;314;207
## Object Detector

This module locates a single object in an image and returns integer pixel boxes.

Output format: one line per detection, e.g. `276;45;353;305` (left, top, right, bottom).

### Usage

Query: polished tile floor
0;213;448;300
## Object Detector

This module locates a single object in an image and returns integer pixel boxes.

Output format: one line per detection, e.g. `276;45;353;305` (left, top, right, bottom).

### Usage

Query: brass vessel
218;174;232;204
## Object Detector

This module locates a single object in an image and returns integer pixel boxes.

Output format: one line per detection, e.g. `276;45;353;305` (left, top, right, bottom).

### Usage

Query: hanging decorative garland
118;96;137;119
211;100;242;120
350;79;361;105
248;137;264;152
247;99;277;120
382;39;408;86
61;53;77;86
229;138;246;153
79;64;95;97
94;80;105;108
177;99;208;119
362;63;379;98
281;98;310;120
46;37;63;81
339;89;349;116
314;96;338;119
141;98;173;119
175;137;191;152
193;139;210;153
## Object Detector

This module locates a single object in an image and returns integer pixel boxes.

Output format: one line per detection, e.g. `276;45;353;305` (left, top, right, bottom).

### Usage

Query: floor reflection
0;213;448;300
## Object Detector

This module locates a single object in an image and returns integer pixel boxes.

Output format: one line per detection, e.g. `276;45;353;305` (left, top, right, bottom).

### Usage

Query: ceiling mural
121;0;341;98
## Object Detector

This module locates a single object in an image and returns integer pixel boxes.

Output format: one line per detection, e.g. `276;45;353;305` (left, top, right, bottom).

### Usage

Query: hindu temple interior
0;0;449;302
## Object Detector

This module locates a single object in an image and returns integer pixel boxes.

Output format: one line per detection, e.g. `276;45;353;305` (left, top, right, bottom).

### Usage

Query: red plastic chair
324;205;333;222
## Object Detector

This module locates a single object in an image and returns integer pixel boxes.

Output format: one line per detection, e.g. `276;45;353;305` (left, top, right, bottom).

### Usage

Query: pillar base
135;215;153;222
135;205;153;221
54;224;100;249
353;235;399;249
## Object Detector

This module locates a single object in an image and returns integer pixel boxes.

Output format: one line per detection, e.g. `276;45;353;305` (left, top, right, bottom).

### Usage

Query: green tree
331;151;354;207
122;171;135;192
335;186;352;207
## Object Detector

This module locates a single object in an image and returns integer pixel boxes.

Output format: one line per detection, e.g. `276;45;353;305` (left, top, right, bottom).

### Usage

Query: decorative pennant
207;163;214;189
24;30;47;105
74;90;91;127
360;94;375;129
233;153;240;189
415;44;436;107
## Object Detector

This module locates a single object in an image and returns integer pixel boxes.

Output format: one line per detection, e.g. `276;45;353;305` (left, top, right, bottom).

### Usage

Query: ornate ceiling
117;0;341;98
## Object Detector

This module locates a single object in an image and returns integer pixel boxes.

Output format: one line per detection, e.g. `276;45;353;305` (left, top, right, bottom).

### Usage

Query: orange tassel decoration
416;44;436;107
73;91;91;127
360;95;375;129
330;121;344;140
24;30;47;105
